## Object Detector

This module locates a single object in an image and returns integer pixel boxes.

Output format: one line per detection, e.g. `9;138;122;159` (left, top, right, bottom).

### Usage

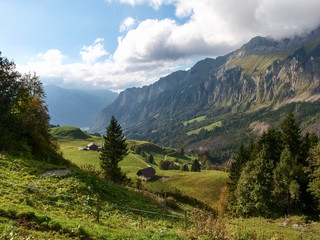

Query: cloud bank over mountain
18;0;320;92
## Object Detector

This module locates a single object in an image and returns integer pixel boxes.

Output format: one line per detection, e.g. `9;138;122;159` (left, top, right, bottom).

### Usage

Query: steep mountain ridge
90;27;320;151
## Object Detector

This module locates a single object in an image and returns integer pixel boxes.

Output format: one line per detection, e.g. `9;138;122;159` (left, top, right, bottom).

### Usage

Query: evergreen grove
229;112;320;218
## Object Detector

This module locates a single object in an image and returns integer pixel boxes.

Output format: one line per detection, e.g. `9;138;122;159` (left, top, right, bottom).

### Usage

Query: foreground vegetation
1;53;320;239
1;153;320;239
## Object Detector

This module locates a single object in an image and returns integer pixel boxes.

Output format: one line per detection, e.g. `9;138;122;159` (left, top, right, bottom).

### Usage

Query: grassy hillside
146;170;227;209
187;121;222;136
0;154;185;239
183;116;206;126
2;124;320;239
51;126;91;140
57;133;226;209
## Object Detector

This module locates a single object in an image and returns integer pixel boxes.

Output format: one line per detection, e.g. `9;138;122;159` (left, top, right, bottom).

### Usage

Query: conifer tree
229;144;250;192
191;159;201;172
148;154;154;164
180;164;189;171
100;116;128;183
280;112;302;158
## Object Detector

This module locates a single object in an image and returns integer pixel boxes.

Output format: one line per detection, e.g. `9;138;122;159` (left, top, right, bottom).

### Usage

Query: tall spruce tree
229;144;251;193
280;112;302;158
100;116;128;183
191;159;201;172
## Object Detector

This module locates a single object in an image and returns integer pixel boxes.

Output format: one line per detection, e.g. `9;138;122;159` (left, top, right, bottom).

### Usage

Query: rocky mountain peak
237;26;320;57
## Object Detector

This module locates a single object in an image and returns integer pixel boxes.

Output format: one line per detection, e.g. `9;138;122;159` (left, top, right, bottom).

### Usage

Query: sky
1;0;320;92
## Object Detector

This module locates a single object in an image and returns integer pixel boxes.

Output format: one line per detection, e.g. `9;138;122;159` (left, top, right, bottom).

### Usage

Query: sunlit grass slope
56;129;228;209
0;154;184;239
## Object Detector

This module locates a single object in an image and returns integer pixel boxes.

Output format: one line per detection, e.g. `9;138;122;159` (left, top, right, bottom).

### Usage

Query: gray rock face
90;27;320;142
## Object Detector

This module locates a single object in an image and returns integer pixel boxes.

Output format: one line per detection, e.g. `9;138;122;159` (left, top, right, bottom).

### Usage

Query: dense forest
0;53;63;163
229;112;320;218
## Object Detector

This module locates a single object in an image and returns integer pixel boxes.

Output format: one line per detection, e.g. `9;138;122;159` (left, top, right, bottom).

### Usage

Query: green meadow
187;121;222;135
1;127;318;239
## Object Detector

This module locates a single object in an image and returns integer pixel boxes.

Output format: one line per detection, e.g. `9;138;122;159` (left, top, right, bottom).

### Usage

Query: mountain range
45;85;117;128
90;27;320;155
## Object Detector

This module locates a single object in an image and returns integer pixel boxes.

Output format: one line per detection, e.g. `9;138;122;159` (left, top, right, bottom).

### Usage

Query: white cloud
17;38;182;92
18;0;320;92
114;0;320;62
37;49;64;65
120;17;136;33
80;38;109;64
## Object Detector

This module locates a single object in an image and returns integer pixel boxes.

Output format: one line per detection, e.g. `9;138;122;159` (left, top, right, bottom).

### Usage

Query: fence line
0;186;186;220
110;204;184;219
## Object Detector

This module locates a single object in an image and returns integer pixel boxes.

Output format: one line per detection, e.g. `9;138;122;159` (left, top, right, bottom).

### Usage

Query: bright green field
183;116;206;126
58;139;226;208
187;121;222;135
147;170;228;208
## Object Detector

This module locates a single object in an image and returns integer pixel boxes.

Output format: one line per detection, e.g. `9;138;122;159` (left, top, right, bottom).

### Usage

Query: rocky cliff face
90;27;320;148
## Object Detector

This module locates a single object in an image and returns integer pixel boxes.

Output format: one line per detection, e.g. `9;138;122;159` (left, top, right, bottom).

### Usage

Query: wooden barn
136;167;156;181
87;142;99;151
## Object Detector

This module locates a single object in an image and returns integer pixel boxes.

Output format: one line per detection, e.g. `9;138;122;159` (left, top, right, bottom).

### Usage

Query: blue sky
1;0;180;64
2;0;320;92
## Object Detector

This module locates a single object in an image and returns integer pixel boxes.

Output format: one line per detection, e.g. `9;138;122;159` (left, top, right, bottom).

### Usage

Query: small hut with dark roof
87;142;99;151
136;167;156;181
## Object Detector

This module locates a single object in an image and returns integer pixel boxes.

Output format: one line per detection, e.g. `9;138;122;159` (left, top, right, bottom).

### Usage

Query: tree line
228;112;320;218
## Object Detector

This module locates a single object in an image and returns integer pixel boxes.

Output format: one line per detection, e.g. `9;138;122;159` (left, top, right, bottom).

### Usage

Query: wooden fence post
164;192;167;210
96;194;101;223
140;215;143;229
184;210;188;230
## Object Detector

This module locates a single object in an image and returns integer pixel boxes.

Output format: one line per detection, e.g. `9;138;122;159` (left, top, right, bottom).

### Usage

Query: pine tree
148;154;154;164
191;159;201;172
281;112;302;158
100;116;128;183
277;112;311;214
229;144;251;192
180;164;189;171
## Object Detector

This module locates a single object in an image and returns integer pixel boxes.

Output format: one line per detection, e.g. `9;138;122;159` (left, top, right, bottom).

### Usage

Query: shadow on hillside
148;175;162;182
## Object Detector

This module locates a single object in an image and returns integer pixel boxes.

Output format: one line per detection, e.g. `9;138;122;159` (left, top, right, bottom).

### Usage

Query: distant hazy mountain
90;27;320;152
44;85;117;128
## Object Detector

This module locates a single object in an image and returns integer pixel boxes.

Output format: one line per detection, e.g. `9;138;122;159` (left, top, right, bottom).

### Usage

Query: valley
1;127;319;239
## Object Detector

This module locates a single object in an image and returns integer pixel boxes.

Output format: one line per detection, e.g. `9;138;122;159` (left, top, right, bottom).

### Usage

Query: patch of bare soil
42;170;71;177
249;121;270;136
